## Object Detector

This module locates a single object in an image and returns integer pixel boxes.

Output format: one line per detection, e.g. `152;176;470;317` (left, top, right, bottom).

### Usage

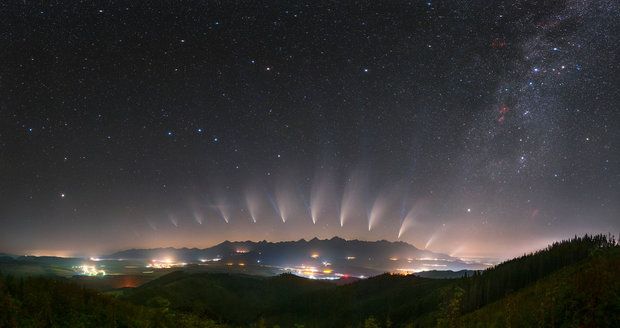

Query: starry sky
1;1;618;259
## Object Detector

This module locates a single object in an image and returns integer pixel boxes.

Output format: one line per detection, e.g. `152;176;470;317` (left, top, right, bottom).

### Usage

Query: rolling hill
1;234;617;327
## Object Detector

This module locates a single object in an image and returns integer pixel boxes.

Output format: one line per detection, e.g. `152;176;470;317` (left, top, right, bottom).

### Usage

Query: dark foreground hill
0;272;226;327
1;234;618;327
459;246;620;327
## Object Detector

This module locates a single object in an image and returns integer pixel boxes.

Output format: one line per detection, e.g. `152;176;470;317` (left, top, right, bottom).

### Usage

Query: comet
339;169;366;227
310;172;332;225
368;201;378;231
368;185;402;231
368;194;387;231
425;227;445;250
267;193;285;223
425;234;436;249
245;192;259;223
189;199;204;225
449;245;466;257
396;198;408;238
193;210;204;225
398;198;430;239
398;207;416;239
216;203;230;223
397;216;410;239
169;215;179;228
275;197;288;223
308;202;317;224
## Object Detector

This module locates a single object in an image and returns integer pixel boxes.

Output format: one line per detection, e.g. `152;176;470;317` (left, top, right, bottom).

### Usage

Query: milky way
0;1;618;258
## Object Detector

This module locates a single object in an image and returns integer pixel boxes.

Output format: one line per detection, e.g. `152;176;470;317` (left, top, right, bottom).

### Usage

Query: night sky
1;1;618;259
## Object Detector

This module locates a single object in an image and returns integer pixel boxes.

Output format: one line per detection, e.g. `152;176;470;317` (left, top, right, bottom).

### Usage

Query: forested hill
459;245;620;327
0;234;618;327
0;273;225;327
460;234;617;312
440;234;620;327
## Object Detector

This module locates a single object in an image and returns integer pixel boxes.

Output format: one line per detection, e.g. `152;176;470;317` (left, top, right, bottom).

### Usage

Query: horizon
5;233;595;263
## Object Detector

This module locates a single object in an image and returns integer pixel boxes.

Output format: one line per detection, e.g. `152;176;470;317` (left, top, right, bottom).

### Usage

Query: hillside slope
121;234;619;327
457;247;620;328
1;234;617;327
0;274;226;327
123;272;334;325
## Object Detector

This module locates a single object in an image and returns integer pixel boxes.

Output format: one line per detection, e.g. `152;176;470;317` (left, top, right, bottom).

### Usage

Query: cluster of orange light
73;264;106;276
391;269;416;275
146;259;187;269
